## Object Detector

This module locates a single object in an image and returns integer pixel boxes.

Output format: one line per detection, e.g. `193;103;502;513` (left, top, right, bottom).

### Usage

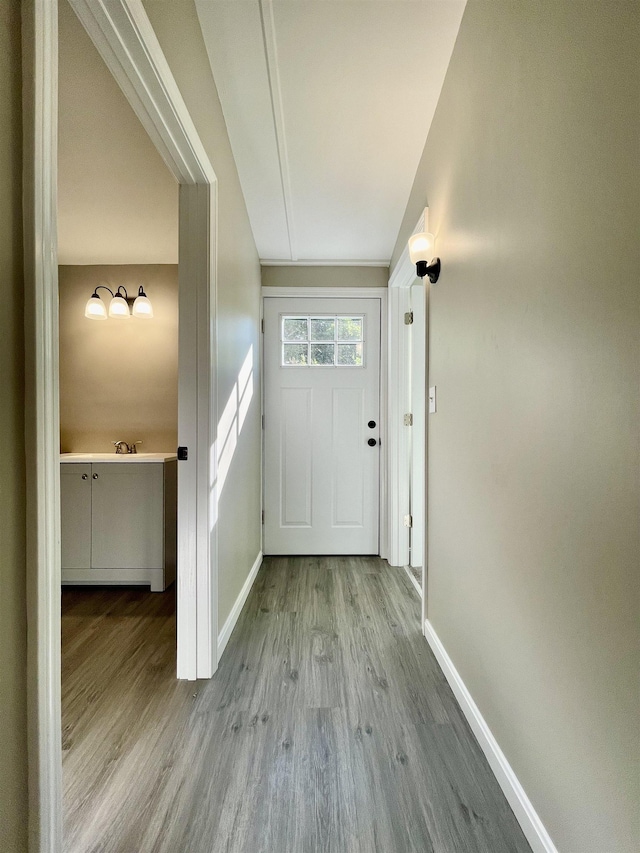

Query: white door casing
264;297;381;555
409;283;426;569
24;1;219;849
388;208;429;629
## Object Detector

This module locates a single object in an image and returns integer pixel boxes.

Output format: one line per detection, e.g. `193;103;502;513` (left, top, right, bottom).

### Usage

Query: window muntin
281;315;365;367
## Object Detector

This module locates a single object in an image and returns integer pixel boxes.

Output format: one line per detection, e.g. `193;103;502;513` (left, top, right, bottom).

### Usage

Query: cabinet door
91;463;164;569
60;464;92;568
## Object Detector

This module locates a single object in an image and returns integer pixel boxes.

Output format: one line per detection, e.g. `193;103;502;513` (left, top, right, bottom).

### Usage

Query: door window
281;315;364;367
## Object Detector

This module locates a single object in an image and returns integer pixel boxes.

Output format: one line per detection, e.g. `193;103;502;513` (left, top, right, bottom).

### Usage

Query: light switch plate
428;386;436;414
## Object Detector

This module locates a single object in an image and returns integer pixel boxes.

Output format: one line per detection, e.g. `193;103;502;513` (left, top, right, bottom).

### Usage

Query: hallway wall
0;2;27;850
391;2;639;850
144;0;262;629
261;265;388;289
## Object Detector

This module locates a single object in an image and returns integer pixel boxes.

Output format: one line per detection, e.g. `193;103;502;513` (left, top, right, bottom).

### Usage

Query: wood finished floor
62;557;531;853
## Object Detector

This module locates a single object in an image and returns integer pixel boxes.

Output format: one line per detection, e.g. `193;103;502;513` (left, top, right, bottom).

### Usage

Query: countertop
60;452;177;463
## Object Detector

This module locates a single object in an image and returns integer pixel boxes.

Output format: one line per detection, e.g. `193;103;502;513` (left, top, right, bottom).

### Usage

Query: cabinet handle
92;473;99;480
82;473;88;480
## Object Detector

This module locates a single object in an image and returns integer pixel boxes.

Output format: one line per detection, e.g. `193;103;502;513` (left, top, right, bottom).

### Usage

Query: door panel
264;297;380;555
281;387;312;527
331;387;366;527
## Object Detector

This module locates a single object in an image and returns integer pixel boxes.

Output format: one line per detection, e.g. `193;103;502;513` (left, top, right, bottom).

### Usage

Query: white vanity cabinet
60;455;177;591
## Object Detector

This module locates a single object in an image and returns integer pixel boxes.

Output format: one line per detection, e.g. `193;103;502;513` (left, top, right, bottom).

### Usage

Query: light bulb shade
108;295;130;318
408;231;435;264
84;294;108;320
132;294;153;318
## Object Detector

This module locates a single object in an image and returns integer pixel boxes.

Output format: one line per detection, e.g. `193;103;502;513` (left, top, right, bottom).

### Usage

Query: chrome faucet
113;440;143;454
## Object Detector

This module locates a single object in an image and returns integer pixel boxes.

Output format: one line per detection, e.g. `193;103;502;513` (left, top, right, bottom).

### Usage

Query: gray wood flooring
62;557;531;853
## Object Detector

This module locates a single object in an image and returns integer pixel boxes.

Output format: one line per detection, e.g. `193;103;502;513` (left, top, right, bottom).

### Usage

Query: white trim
23;2;63;849
262;286;387;299
260;259;390;267
403;565;422;597
386;286;411;567
217;552;263;660
258;0;297;260
386;209;428;569
423;621;558;853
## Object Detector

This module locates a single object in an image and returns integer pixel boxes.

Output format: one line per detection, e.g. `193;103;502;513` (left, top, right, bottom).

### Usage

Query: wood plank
62;559;531;853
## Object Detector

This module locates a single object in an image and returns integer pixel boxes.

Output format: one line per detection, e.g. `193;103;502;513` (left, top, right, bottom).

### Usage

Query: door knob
92;473;99;480
367;438;377;447
81;473;88;480
368;420;376;429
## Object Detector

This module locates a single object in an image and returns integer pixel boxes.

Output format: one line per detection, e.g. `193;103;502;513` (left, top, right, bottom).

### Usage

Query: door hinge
261;318;264;333
262;414;264;429
261;509;265;524
404;311;413;325
404;514;413;528
403;413;413;426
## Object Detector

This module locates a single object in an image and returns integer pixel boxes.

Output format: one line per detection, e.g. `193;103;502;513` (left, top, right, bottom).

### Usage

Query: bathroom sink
60;452;177;463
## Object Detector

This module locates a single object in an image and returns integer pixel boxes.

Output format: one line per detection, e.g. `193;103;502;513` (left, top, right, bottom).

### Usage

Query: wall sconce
408;232;441;283
84;285;154;320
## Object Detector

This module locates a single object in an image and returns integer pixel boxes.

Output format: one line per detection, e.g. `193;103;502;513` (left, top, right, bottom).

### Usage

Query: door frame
261;286;389;559
388;209;429;629
23;1;219;849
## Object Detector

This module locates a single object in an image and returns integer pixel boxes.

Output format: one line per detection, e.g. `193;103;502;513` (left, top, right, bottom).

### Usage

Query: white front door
264;297;381;555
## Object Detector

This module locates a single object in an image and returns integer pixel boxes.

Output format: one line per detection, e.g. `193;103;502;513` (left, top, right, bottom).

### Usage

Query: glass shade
408;231;435;264
108;295;130;318
84;294;107;320
132;294;153;318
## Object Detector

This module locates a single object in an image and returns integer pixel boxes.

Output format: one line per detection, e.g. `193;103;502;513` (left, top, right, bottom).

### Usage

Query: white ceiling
195;0;466;265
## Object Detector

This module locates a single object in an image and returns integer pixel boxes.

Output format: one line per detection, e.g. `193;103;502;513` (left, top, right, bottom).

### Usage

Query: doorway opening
25;0;219;847
387;208;430;630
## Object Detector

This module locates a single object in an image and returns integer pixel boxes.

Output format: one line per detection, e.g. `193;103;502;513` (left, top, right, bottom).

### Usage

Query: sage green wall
392;2;639;851
0;1;27;850
58;265;178;453
144;0;262;629
261;265;388;289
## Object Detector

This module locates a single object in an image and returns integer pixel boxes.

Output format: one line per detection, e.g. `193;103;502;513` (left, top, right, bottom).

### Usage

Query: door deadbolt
368;420;376;429
367;438;377;447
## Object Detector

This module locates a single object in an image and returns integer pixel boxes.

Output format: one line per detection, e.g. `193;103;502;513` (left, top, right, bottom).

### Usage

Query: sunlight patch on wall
209;346;254;532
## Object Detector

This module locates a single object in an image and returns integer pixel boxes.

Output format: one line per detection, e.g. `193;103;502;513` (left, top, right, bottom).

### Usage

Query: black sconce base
416;258;441;283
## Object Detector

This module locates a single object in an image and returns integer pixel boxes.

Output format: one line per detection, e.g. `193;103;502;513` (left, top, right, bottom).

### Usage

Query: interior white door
264;297;381;555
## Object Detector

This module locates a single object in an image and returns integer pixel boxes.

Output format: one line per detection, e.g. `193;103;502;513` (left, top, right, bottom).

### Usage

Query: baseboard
217;551;263;661
403;564;422;597
423;620;558;853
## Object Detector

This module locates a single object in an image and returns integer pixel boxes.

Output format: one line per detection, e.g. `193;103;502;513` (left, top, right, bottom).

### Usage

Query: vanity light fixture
84;285;154;320
132;286;154;319
408;231;441;283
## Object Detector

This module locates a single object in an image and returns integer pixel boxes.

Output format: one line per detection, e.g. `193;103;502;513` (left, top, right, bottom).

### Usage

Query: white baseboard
217;551;263;660
423;620;558;853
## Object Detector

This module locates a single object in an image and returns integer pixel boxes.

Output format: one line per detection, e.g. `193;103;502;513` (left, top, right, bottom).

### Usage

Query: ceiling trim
259;0;297;260
260;259;390;268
